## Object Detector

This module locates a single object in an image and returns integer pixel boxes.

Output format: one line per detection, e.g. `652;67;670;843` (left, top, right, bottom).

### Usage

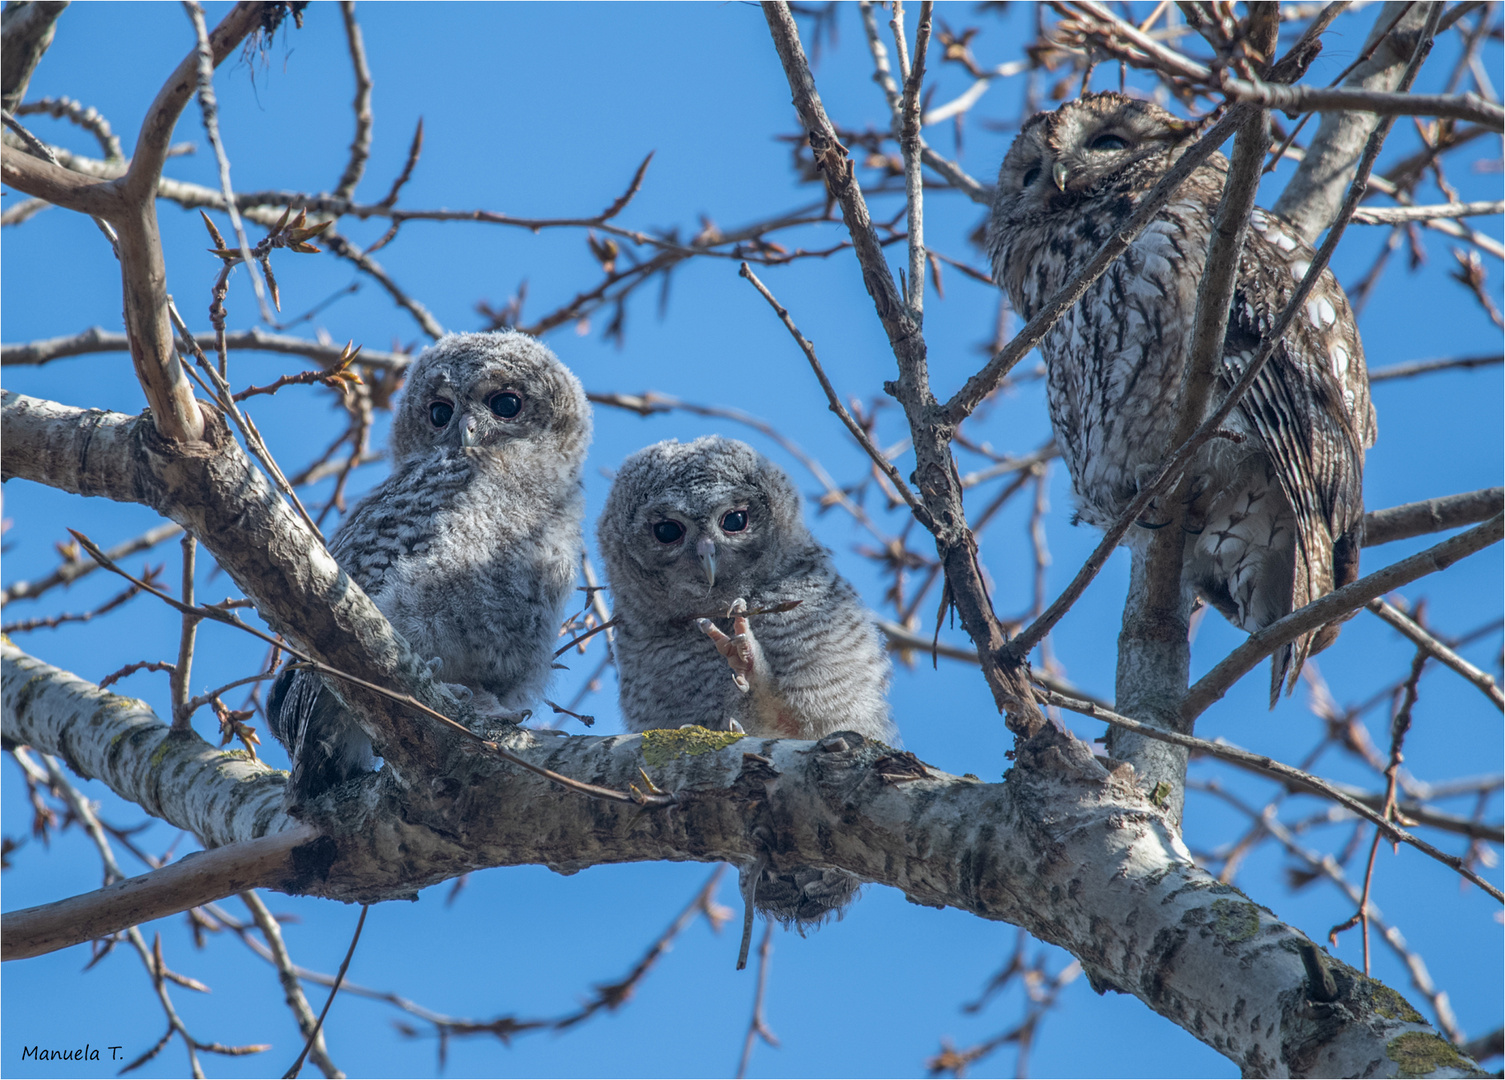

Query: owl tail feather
1271;525;1362;706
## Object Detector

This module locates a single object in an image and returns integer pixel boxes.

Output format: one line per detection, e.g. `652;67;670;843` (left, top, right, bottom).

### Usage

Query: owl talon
698;611;758;692
442;681;474;704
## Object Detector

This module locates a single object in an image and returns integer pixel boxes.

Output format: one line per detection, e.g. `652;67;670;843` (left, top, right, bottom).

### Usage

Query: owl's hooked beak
696;537;717;589
1051;161;1070;192
460;412;481;448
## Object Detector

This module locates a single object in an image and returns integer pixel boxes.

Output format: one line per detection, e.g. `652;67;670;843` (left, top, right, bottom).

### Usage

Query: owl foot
677;719;746;734
440;681;473;706
697;598;767;694
464;688;530;724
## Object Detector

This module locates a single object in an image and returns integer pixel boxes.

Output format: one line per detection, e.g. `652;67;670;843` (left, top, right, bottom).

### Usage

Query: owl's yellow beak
696;537;717;588
1051;162;1070;192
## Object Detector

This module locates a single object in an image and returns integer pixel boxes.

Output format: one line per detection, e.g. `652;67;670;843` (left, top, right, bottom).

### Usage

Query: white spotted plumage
987;92;1376;701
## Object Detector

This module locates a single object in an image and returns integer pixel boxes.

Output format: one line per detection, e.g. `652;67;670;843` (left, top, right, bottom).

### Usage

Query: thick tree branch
1110;101;1271;825
1038;687;1505;902
0;638;1474;1076
2;827;319;961
0;390;463;783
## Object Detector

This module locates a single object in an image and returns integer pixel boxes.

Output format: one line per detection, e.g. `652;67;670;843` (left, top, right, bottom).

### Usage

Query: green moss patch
640;727;746;767
1369;979;1426;1024
1209;897;1260;943
1387;1030;1469;1077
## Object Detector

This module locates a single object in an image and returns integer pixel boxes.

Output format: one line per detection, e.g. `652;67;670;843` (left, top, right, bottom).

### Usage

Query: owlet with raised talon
597;435;895;928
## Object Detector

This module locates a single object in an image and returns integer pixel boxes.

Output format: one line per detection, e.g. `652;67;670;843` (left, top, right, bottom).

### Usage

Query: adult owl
987;92;1376;702
269;331;592;798
597;435;896;924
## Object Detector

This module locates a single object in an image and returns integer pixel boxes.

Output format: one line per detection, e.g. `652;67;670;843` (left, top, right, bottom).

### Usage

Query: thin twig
332;1;373;204
738;262;930;524
1368;598;1504;709
184;1;273;323
283;905;367;1080
735;920;779;1079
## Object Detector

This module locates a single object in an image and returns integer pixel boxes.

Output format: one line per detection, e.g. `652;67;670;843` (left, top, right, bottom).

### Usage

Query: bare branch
2;825;319;961
1225;80;1504;130
16;94;124;159
239;891;341;1079
1273;3;1430;240
332;0;373;204
1184;513;1503;720
1;325;410;369
1353;199;1504;223
185;0;273;323
898;1;933;317
738;262;930;524
1368;354;1502;381
284;906;367;1080
1363;486;1504;546
1367;598;1504;710
763;0;1045;733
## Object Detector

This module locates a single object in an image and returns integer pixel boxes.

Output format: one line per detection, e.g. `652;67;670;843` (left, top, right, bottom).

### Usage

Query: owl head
389;331;591;467
597;436;807;614
990;92;1199;227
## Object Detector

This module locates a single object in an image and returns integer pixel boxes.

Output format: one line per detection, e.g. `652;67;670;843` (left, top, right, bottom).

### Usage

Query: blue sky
2;4;1501;1077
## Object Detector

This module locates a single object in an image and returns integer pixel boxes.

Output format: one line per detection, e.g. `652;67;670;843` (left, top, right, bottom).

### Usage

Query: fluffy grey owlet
597;436;896;925
268;331;592;798
987;92;1376;703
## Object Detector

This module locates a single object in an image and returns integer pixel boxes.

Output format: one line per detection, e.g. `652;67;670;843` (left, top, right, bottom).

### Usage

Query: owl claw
442;681;473;704
697;599;760;693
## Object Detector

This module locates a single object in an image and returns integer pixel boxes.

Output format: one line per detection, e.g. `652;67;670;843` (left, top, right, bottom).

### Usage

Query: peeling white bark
0;639;1478;1078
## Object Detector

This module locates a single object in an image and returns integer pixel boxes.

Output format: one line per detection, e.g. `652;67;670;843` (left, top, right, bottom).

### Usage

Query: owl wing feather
1221;220;1374;696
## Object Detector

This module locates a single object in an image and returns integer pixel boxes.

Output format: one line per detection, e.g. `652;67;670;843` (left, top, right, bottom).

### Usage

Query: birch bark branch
0;638;1476;1078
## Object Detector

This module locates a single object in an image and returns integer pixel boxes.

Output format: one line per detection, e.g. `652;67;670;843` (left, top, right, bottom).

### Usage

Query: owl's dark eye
1089;133;1129;151
1022;165;1042;188
488;391;523;419
720;509;748;533
652;521;685;544
429;401;454;428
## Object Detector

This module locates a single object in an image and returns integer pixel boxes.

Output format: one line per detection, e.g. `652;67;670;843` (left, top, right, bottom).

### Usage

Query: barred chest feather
1001;198;1214;529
